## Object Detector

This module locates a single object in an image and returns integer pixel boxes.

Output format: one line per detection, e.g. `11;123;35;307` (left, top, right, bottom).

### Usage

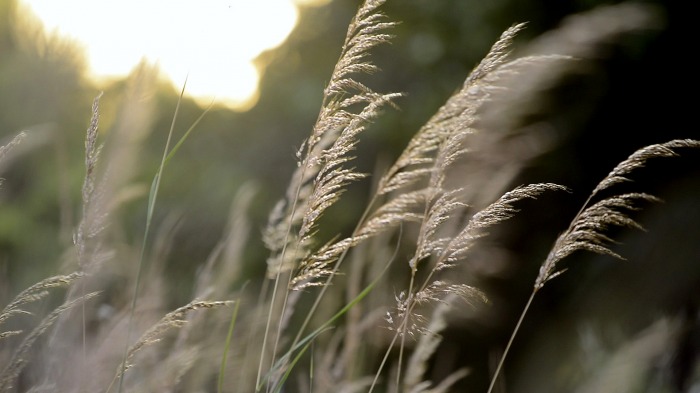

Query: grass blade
218;298;242;393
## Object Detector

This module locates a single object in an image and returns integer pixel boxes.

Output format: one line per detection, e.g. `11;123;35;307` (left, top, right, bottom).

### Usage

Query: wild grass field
1;0;699;392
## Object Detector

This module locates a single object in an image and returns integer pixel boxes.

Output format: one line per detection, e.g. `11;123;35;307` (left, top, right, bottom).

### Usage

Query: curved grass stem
486;289;538;393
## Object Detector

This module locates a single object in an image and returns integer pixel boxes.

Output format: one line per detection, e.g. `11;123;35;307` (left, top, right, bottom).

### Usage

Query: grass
1;1;698;392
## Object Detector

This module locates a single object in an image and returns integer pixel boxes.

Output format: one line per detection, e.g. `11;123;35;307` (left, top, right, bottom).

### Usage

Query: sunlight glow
19;0;300;110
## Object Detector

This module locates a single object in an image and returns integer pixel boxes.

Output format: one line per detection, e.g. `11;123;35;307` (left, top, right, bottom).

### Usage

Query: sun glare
19;0;302;110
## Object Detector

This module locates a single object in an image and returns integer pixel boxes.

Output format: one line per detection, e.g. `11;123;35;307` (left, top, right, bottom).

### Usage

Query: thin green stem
117;78;187;393
368;324;401;393
261;237;397;392
256;154;309;391
218;299;241;393
268;270;294;392
80;278;86;393
486;289;538;393
395;272;416;387
290;193;381;349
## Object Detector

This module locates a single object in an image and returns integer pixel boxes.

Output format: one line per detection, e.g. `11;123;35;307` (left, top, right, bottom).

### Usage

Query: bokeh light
18;0;301;110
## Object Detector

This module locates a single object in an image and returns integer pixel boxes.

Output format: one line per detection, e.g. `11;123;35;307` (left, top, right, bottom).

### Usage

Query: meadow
1;0;699;392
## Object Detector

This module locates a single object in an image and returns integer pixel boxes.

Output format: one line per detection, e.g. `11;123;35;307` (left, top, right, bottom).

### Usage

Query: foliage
1;0;699;392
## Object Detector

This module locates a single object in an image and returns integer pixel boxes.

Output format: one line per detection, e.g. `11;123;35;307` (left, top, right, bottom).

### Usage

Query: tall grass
0;1;698;392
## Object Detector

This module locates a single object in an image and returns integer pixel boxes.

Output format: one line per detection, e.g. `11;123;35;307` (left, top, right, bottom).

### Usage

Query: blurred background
1;0;698;391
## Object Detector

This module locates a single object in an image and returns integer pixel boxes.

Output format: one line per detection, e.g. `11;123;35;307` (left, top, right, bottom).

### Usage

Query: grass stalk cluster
0;1;697;392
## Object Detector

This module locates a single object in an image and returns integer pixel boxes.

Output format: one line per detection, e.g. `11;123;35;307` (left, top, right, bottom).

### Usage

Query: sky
17;0;327;110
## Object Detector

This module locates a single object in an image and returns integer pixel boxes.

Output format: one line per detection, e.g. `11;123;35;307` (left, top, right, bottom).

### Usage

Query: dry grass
0;1;697;392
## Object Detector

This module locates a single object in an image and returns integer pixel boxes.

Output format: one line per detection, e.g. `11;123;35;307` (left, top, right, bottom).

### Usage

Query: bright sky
18;0;324;110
